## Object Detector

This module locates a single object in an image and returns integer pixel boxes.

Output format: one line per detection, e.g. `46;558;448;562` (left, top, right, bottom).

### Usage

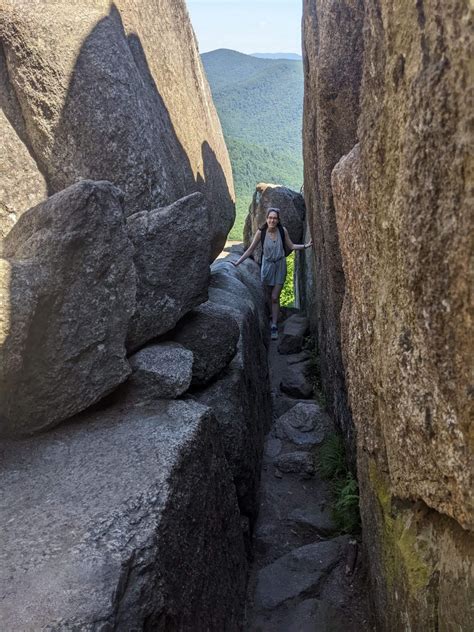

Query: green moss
368;460;431;595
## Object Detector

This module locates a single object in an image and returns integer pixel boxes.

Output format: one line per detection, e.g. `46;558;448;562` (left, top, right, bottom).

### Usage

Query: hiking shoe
271;325;278;340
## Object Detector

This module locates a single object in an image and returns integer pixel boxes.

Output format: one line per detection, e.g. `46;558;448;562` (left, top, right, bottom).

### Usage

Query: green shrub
280;251;295;307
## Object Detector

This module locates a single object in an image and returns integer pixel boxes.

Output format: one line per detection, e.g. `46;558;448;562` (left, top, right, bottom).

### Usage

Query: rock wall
302;0;364;449
302;0;474;629
0;0;234;258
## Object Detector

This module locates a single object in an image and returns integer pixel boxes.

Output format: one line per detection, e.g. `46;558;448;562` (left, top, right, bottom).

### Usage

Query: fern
333;472;361;533
317;433;345;480
316;435;361;534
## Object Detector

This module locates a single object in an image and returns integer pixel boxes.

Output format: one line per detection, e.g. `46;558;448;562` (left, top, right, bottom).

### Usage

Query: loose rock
124;342;193;400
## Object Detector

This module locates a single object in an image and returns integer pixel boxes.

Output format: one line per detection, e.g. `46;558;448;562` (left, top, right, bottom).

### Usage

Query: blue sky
186;1;302;55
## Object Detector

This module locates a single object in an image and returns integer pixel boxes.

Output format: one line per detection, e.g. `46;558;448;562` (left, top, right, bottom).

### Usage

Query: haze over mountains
201;48;303;239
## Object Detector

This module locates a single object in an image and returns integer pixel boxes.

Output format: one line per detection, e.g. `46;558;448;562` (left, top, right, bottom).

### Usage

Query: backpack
260;223;292;257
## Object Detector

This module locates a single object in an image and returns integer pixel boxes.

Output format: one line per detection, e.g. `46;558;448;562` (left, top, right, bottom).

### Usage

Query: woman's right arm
233;230;261;266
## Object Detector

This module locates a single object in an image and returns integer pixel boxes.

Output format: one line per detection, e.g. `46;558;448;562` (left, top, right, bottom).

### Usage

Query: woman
233;208;313;339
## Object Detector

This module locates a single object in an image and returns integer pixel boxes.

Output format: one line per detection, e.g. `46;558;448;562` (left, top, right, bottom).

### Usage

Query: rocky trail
244;312;372;631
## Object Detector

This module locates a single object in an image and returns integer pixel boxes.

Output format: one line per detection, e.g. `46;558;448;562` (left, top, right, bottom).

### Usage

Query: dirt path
244;312;372;631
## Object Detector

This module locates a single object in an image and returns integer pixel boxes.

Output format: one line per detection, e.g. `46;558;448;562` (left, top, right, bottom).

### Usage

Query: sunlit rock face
306;0;473;629
0;0;234;258
302;0;364;452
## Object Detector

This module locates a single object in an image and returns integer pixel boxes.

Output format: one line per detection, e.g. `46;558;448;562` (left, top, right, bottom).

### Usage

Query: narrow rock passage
244;311;372;631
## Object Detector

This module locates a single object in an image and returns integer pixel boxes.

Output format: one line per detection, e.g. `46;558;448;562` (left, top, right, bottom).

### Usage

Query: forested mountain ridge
201;48;304;239
252;52;302;60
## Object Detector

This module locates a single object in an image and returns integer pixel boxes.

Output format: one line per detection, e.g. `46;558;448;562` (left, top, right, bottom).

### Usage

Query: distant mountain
252;52;302;61
201;49;303;240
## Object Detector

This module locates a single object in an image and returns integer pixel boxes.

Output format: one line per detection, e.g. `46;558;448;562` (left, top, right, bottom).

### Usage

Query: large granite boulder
126;192;210;351
0;180;135;437
0;0;234;258
243;183;305;262
0;399;247;630
302;0;364;452
172;300;240;387
327;1;473;629
195;257;272;525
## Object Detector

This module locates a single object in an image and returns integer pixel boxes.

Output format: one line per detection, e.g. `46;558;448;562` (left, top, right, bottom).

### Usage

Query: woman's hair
266;207;281;222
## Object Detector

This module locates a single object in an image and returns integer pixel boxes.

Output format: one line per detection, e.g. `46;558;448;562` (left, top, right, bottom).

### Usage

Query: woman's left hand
305;239;313;249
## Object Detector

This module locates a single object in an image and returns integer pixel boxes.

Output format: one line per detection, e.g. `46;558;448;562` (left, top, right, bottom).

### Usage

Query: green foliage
317;433;361;534
332;472;361;534
201;49;304;241
280;252;295;307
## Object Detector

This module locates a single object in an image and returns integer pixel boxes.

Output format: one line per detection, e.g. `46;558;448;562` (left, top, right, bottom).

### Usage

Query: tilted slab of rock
195;257;272;524
0;0;234;258
172;300;240;387
0;180;135;437
0;399;247;631
126;192;210;351
123;342;193;401
244;183;305;262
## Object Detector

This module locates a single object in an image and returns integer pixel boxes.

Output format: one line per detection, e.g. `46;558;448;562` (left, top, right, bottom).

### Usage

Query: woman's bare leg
271;285;283;326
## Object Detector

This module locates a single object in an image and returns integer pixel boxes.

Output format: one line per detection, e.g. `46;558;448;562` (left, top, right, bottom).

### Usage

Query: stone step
253;537;350;611
248;597;357;632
